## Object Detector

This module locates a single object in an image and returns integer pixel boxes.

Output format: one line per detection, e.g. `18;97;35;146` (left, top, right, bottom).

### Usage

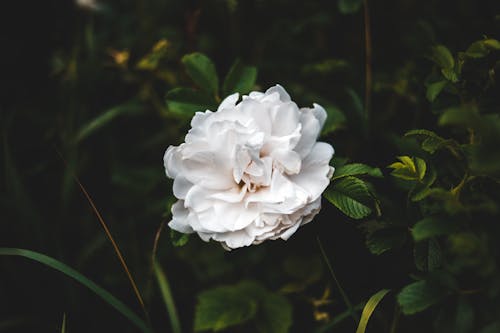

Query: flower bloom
164;85;334;249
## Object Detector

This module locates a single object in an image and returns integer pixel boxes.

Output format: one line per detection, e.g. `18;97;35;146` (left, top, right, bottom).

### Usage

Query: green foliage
332;163;383;180
366;227;407;255
153;260;182;333
414;239;443;271
465;38;500;58
321;104;347;135
430;45;455;70
167;54;259;116
76;101;143;142
379;34;500;327
181;53;220;97
434;298;475;333
426;80;447;102
324;176;375;219
194;281;292;333
388;156;426;181
405;129;460;155
170;229;190;247
166;88;217;116
222;59;257;96
411;217;458;242
397;280;448;315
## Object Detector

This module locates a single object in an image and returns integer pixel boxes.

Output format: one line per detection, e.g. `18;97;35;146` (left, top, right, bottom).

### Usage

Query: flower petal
172;176;193;199
217;93;239;112
266;84;291;102
168;201;194;233
294;111;321;158
290;142;334;200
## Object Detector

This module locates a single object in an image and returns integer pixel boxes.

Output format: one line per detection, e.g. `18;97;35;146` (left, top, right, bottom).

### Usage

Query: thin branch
56;150;149;322
317;236;359;325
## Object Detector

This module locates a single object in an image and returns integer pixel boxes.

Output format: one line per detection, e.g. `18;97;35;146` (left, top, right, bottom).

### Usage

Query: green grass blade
61;313;66;333
153;260;182;333
0;248;151;333
75;101;142;143
356;289;390;333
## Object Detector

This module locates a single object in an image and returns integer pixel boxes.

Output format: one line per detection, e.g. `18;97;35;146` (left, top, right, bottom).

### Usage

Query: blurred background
1;0;499;332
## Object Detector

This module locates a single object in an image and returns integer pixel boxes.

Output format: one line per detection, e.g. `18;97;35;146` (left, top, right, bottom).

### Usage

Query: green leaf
426;80;447;102
397;280;447;315
430;45;455;70
388;156;426;181
75;102;143;143
333;163;383;180
222;59;257;96
465;41;490;58
170;229;189;247
181;53;219;96
324;176;373;219
414;157;427;181
194;281;292;333
405;129;461;155
321;105;347;135
412;217;459;241
438;106;481;129
409;166;437;202
255;292;293;333
338;0;363;14
441;68;459;83
154;260;182;333
366;228;407;255
414;239;443;271
0;248;151;333
355;289;390;333
194;284;258;332
434;298;474;333
483;38;500;50
166;88;216;116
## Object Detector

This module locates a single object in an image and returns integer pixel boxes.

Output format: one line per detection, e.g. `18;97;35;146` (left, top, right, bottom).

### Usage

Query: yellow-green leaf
356;289;390;333
431;45;455;70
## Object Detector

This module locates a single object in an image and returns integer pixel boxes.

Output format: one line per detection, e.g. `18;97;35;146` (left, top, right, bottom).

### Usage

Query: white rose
164;85;334;249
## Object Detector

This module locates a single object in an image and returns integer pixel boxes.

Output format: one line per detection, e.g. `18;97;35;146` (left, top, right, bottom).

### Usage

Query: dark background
1;0;499;332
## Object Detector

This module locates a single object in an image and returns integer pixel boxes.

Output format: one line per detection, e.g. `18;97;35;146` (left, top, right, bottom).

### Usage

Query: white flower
164;85;334;249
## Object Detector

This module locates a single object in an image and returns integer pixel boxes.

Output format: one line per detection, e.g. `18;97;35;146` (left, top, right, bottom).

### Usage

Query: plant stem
389;302;401;333
316;237;359;325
